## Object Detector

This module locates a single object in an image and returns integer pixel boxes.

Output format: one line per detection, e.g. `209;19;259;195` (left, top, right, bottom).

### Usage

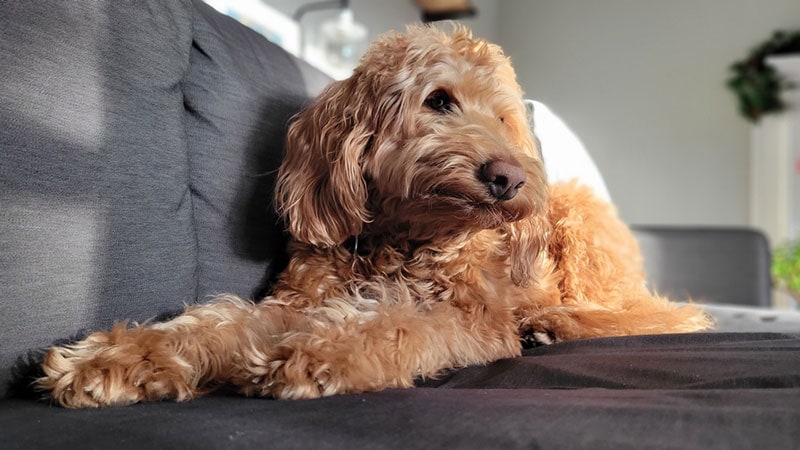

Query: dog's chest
349;238;520;308
278;234;529;312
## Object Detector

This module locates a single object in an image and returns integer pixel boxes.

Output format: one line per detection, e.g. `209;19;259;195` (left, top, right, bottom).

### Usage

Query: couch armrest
631;226;772;307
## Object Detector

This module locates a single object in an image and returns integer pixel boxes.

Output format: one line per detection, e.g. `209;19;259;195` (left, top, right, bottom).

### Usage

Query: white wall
495;0;800;226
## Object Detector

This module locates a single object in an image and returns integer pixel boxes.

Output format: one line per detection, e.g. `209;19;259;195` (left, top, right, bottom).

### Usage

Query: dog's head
276;25;547;252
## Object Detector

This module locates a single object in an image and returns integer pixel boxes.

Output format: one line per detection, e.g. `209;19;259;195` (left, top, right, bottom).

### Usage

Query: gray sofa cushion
632;226;773;307
0;0;330;393
185;1;328;301
0;0;197;391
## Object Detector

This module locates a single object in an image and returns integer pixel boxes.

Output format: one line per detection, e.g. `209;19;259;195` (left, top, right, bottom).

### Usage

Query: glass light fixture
294;0;368;79
320;7;367;70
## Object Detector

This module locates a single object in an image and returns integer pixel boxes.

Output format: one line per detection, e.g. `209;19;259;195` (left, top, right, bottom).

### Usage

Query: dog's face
277;25;547;248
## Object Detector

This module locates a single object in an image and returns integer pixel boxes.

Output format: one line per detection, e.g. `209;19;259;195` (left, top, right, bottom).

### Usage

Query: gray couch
0;0;328;390
1;1;799;449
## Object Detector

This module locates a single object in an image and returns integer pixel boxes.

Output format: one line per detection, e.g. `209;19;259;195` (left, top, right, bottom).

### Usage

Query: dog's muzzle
480;159;526;201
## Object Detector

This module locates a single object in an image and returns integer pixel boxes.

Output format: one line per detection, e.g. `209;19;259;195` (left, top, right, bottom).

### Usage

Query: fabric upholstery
0;0;197;390
184;0;328;301
0;0;329;392
632;226;773;307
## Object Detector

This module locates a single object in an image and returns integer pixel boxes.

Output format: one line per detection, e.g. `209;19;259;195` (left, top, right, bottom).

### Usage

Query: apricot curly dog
39;25;712;407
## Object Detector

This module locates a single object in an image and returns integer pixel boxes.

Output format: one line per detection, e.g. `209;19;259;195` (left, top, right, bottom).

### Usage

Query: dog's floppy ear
275;76;373;247
506;124;549;287
505;99;549;286
508;215;549;287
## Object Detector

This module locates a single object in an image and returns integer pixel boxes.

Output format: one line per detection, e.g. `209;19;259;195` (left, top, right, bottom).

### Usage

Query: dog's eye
424;89;454;113
499;116;505;123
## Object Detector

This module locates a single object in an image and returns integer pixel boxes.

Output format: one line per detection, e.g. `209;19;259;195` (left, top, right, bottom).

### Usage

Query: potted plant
727;30;800;122
772;238;800;305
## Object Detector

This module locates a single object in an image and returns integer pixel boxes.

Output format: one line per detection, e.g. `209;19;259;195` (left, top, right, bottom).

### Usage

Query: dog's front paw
241;334;408;400
38;324;195;408
520;327;559;349
267;344;337;400
239;338;345;400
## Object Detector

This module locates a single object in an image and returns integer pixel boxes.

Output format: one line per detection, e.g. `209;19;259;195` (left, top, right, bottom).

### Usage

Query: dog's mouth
425;187;532;223
367;182;538;240
428;187;483;204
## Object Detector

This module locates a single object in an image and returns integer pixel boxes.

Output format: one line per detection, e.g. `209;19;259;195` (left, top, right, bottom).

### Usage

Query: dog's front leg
244;299;521;400
39;295;303;408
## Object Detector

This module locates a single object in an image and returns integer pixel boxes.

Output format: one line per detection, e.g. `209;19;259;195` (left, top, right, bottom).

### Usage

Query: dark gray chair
631;226;772;307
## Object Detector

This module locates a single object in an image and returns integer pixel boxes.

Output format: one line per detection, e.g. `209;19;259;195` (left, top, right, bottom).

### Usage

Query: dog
38;25;712;408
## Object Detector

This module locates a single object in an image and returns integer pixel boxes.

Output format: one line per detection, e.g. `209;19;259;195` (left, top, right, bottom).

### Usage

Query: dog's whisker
249;168;281;178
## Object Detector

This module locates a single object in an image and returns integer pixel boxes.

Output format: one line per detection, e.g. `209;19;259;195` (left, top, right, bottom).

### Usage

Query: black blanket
2;332;798;450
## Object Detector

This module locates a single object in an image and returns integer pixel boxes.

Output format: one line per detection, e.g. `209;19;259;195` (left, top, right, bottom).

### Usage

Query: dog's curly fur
38;25;712;407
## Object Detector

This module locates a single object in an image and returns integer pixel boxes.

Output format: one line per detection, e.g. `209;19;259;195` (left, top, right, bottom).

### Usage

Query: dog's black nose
480;159;526;201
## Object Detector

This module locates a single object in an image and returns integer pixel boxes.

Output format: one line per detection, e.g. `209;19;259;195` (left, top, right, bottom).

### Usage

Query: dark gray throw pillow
185;0;330;301
0;0;331;395
0;0;197;391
